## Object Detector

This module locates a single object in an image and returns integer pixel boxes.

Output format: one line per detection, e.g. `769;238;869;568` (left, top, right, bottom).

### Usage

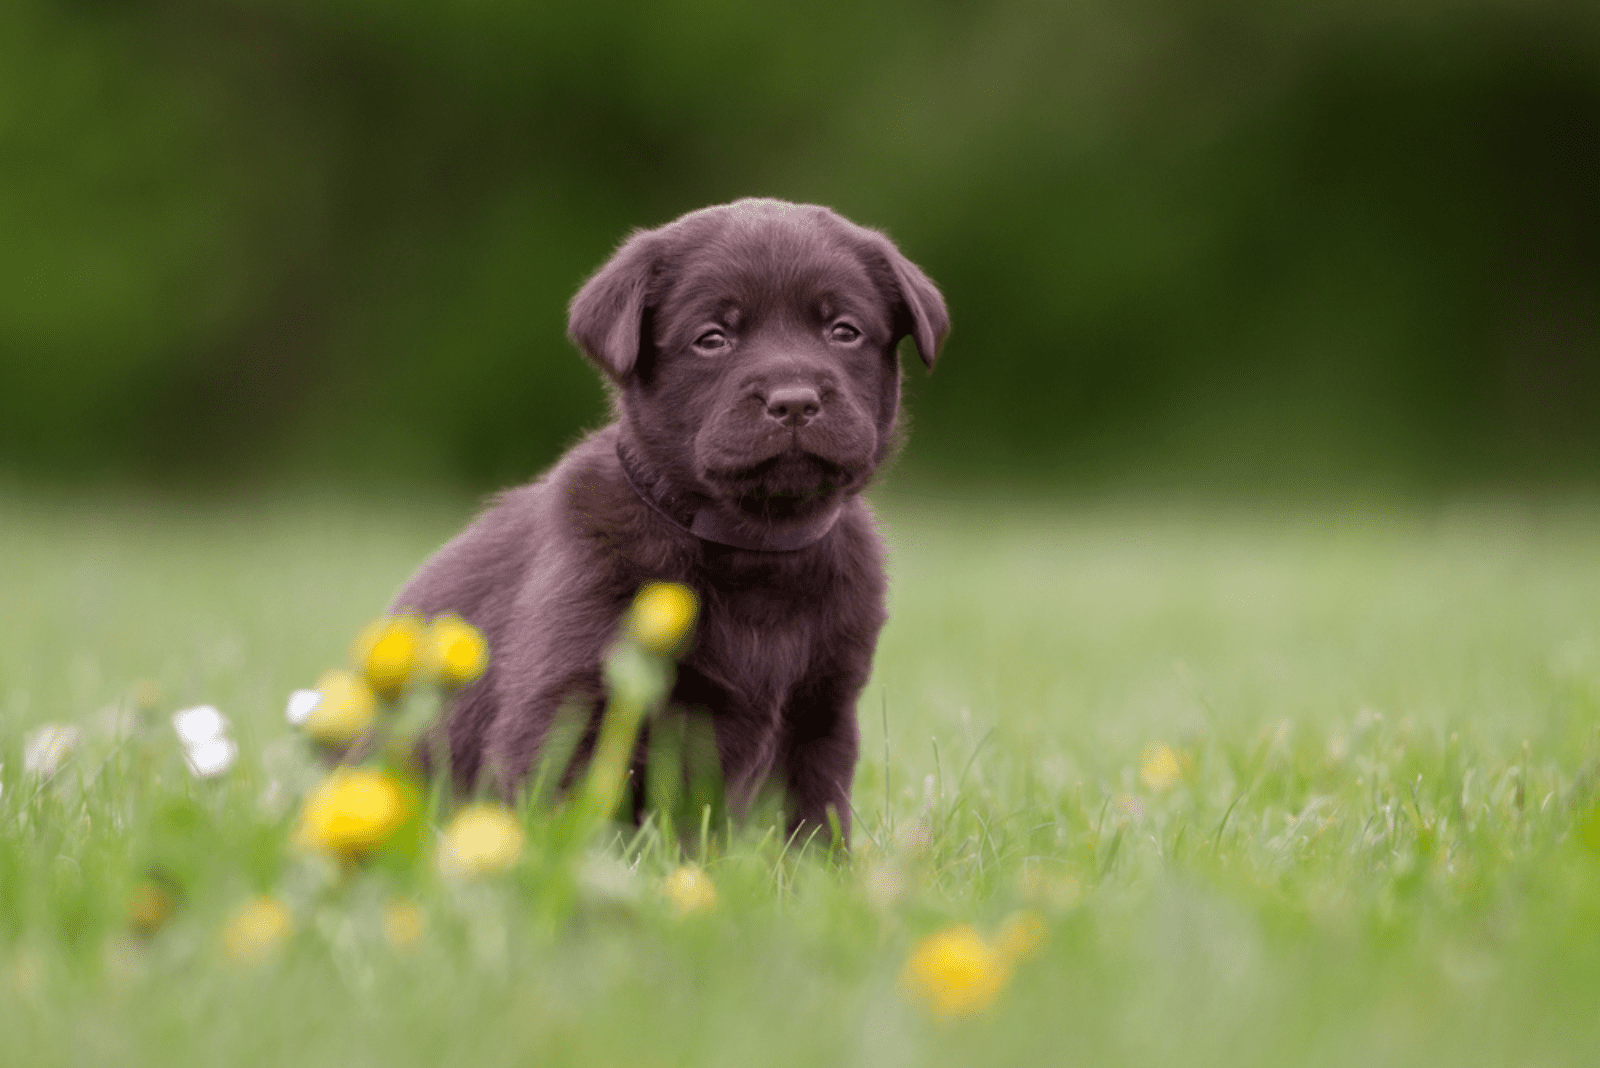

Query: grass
4;489;1600;1067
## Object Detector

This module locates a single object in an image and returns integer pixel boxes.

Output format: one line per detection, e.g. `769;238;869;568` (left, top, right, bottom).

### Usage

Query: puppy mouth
702;450;856;520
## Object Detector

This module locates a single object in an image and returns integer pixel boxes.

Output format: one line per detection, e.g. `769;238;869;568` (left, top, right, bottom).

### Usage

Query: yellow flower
297;767;411;861
129;678;164;710
663;865;718;917
127;881;176;936
302;669;377;746
423;613;489;689
355;615;425;700
440;804;525;877
383;900;426;949
224;897;293;962
996;910;1048;963
627;582;698;656
1139;742;1184;793
902;925;1010;1018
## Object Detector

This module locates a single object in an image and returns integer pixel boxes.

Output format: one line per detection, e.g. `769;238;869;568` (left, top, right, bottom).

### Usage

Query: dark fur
392;199;948;843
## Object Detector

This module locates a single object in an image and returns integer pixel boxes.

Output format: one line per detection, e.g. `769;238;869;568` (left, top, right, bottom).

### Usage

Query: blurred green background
2;0;1595;493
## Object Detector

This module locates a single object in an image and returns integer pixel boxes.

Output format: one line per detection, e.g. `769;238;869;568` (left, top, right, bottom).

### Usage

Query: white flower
284;689;321;726
172;705;227;747
171;704;237;779
184;737;239;778
24;725;79;777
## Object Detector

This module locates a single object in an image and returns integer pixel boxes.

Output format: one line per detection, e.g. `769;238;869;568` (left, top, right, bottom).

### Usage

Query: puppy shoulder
500;426;668;649
549;425;692;581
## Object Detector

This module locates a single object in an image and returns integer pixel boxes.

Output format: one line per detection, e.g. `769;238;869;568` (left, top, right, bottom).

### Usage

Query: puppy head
569;199;948;524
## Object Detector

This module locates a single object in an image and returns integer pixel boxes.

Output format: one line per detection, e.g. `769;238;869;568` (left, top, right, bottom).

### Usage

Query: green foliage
1;1;1596;487
4;492;1600;1064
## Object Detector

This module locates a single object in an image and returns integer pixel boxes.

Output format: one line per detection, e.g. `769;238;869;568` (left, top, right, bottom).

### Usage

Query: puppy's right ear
567;231;663;381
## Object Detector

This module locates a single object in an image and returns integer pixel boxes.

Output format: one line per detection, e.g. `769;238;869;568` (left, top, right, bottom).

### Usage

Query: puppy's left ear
567;230;664;381
868;236;949;370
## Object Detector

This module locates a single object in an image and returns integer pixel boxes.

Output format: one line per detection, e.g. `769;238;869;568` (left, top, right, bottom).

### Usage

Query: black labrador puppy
393;198;948;843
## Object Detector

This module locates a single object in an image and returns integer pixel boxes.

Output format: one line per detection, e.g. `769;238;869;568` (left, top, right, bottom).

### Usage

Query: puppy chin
701;451;863;522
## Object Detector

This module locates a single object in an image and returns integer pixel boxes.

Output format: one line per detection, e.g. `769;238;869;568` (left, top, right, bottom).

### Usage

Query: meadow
4;488;1600;1067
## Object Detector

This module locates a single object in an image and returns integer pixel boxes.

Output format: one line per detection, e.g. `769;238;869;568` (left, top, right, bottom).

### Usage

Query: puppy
392;198;948;843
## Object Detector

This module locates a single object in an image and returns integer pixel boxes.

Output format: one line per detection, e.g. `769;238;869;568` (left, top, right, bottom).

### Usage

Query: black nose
764;386;822;427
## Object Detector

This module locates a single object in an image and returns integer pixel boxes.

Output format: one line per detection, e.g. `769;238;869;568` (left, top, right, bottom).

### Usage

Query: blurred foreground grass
4;490;1600;1067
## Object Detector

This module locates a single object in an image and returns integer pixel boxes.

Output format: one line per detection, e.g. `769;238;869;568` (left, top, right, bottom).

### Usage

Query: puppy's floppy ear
567;230;664;380
864;234;949;370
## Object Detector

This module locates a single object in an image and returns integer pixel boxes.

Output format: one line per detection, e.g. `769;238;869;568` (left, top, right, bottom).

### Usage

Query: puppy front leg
780;686;862;850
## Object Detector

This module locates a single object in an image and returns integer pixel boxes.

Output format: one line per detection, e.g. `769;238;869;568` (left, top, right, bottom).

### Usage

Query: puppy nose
764;386;821;427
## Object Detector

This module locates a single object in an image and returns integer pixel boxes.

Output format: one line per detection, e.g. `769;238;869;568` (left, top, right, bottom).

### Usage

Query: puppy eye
693;329;729;352
829;322;862;344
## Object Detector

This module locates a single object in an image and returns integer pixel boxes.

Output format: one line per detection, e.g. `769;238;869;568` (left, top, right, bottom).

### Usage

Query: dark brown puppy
392;198;947;843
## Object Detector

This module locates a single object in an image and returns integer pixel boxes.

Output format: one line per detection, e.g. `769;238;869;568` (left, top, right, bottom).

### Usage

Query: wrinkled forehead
658;216;890;331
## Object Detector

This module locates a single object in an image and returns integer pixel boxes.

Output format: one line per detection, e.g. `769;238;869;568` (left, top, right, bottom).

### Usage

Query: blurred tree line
2;0;1595;491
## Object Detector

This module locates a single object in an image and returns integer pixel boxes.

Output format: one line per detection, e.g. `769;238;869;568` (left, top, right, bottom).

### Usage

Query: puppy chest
686;612;815;719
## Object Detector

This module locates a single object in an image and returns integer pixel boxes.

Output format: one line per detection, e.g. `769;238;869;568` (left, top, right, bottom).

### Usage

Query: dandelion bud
354;615;425;700
302;670;377;746
664;865;718;917
423;613;489;689
127;881;177;936
627;582;698;656
1139;742;1184;793
383;900;427;949
901;925;1010;1018
439;804;525;877
224;897;293;963
296;767;411;861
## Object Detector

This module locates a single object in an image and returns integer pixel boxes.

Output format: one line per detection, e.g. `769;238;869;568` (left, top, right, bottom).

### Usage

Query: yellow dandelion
224;897;293;962
354;615;425;700
127;881;177;936
422;613;489;689
129;678;164;710
383;900;426;949
302;669;377;747
1139;742;1184;793
902;925;1010;1018
627;582;698;656
663;865;718;917
297;767;411;861
996;910;1048;963
440;804;525;877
